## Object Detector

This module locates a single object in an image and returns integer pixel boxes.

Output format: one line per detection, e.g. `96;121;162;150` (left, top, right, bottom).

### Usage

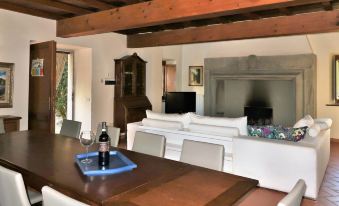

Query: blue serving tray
75;151;137;176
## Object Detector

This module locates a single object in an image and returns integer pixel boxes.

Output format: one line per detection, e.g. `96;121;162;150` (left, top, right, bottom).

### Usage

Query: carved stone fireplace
204;54;316;126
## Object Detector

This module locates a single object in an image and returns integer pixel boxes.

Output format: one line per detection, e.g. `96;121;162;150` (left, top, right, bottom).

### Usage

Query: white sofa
126;112;331;199
233;130;330;199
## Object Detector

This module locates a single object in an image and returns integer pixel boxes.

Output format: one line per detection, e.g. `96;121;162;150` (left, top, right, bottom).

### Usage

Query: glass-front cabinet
114;53;152;133
116;54;146;97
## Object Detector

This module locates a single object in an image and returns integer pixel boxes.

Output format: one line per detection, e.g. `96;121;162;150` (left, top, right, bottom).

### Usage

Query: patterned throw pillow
248;125;307;142
247;125;276;139
274;126;308;142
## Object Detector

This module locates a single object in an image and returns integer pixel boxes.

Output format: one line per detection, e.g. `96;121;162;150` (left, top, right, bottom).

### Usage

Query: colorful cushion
248;125;308;142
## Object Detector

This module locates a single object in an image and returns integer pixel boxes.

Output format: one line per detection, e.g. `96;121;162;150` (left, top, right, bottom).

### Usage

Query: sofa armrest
232;132;330;199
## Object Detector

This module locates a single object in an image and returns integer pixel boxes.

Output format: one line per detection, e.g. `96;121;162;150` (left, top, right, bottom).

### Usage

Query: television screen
165;92;196;114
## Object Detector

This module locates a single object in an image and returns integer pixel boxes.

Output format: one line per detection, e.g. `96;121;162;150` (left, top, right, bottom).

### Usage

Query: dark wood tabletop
0;131;258;206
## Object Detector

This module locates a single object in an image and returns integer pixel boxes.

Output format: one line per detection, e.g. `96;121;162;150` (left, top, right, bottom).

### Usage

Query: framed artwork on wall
0;62;14;108
189;66;203;86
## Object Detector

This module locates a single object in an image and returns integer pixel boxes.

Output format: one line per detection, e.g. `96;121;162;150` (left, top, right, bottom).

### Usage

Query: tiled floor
238;142;339;206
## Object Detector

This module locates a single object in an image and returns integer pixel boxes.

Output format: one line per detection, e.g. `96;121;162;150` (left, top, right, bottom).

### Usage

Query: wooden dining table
0;130;258;206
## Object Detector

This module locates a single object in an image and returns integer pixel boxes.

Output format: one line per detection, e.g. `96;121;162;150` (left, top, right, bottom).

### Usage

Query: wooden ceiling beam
278;7;293;15
322;1;333;10
26;0;91;15
127;10;339;48
0;2;63;20
242;12;261;19
72;0;115;10
56;0;331;37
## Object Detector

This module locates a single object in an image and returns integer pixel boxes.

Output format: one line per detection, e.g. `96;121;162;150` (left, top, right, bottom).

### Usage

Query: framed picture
189;66;203;86
0;62;14;108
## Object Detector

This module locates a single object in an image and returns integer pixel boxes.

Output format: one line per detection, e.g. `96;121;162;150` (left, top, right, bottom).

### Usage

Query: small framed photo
189;66;203;86
0;62;14;108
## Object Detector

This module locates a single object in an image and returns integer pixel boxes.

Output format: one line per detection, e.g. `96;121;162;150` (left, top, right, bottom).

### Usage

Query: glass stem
86;146;89;162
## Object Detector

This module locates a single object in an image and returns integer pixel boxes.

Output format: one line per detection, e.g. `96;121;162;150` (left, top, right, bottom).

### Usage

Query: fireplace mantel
204;54;316;124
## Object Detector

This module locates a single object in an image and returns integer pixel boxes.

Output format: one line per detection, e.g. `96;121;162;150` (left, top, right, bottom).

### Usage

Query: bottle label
99;142;109;152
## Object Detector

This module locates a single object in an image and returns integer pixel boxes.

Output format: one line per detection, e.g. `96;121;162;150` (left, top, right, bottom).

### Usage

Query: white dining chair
132;131;166;157
60;119;82;138
180;139;224;171
96;123;120;147
0;165;42;206
277;179;306;206
42;186;89;206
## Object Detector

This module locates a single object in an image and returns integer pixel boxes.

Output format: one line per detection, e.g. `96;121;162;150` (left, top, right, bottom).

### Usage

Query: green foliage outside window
55;64;68;119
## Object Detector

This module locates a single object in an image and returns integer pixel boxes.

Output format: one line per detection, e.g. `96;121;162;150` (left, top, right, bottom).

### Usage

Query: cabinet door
123;60;133;96
136;62;146;96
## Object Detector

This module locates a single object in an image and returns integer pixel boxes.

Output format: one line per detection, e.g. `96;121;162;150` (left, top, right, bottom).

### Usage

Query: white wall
2;8;339;138
132;47;164;112
0;9;163;131
58;33;129;130
0;9;55;130
308;33;339;138
162;45;183;90
73;48;92;131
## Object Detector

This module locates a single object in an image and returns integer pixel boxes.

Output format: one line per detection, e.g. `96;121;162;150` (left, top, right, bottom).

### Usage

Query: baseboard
331;138;339;143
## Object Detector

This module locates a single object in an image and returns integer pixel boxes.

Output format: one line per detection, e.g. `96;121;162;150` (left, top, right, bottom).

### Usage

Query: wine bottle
98;122;110;167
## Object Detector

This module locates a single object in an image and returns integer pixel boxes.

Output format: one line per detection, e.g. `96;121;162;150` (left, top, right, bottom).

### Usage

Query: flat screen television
165;92;196;114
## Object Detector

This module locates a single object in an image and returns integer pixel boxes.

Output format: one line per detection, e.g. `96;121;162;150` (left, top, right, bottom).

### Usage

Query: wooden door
164;64;176;92
29;41;56;133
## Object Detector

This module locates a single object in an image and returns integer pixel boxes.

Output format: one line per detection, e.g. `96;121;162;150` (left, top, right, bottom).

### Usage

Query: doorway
55;51;74;133
162;60;177;112
162;61;177;93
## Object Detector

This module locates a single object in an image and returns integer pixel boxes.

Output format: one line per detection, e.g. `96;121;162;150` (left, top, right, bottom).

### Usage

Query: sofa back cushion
142;118;184;130
188;123;240;137
189;113;248;136
146;110;190;128
294;115;314;128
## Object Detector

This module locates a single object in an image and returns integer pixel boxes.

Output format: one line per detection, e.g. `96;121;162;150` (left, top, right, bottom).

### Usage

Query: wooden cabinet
1;115;21;132
114;53;152;134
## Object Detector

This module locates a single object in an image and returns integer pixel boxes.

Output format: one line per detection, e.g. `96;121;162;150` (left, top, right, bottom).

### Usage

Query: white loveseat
127;111;331;199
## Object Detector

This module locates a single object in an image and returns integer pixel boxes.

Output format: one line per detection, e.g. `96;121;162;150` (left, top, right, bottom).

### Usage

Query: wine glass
79;131;95;164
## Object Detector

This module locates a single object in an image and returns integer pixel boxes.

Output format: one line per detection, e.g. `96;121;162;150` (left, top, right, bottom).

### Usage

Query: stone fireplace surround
204;54;317;124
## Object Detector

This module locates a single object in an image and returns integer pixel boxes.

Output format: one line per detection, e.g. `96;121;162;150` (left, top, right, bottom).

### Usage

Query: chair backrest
60;119;81;138
42;186;89;206
0;118;5;134
96;123;120;147
180;139;224;171
0;165;31;206
132;131;166;157
277;179;306;206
